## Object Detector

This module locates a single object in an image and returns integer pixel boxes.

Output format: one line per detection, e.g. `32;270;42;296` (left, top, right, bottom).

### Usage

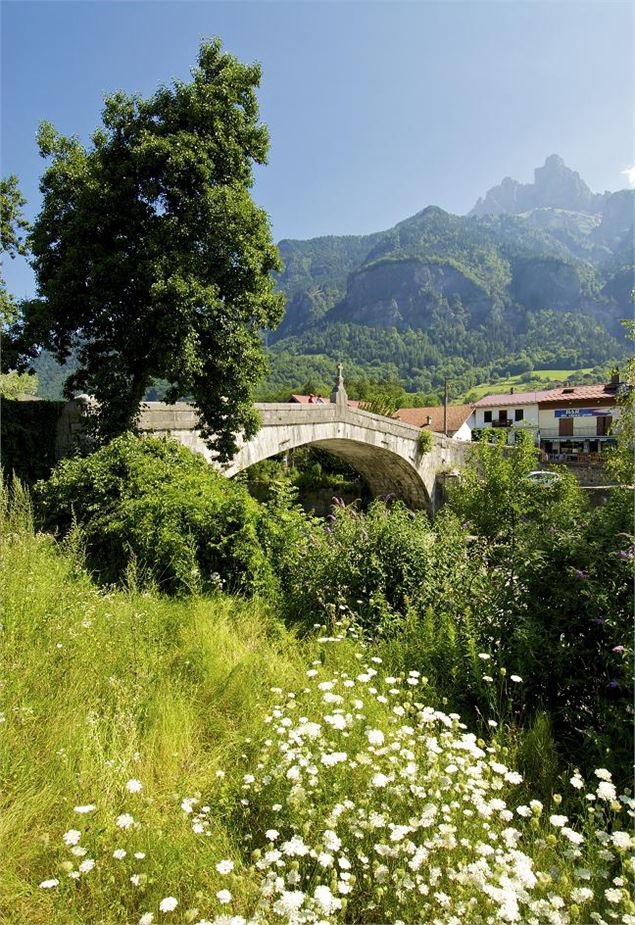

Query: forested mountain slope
264;157;633;398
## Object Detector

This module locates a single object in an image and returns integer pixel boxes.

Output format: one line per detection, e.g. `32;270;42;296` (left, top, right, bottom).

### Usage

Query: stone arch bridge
133;387;470;514
58;377;471;513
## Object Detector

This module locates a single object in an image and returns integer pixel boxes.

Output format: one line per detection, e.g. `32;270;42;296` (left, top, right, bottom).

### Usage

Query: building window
515;409;524;422
484;410;492;423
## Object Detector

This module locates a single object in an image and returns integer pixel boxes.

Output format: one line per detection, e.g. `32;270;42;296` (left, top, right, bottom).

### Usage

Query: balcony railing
491;419;513;428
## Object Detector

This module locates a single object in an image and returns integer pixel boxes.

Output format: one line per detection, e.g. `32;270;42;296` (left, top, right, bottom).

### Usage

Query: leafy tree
1;175;31;374
18;39;284;461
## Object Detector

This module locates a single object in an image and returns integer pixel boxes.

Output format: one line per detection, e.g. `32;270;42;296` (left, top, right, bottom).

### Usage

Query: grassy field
463;368;597;402
2;488;633;925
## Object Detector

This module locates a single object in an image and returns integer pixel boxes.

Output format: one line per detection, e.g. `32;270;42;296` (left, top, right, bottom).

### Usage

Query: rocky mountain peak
470;155;599;216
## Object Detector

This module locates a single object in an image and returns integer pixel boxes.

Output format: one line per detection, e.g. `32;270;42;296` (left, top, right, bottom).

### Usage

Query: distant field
464;368;596;401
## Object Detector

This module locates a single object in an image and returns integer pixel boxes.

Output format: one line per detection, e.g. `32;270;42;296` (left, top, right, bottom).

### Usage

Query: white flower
71;845;87;856
597;781;617;801
549;814;568;827
130;874;141;886
113;848;127;859
281;835;308;856
570;774;584;789
159;897;178;912
516;805;531;817
571;887;593;903
323;830;341;851
273;891;305;914
78;858;95;873
126;778;143;793
612;831;633;849
510;675;522;683
605;888;623;903
265;829;279;841
116;813;135;829
216;889;232;904
561;827;584;844
139;914;154;925
371;773;389;788
134;851;146;860
321;751;347;766
39;878;59;888
594;768;612;781
73;804;96;814
367;729;384;746
215;859;234;875
63;829;81;846
313;884;342;914
478;653;491;660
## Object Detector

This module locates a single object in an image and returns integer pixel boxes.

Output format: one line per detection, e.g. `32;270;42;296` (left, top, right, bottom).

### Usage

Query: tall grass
0;485;309;923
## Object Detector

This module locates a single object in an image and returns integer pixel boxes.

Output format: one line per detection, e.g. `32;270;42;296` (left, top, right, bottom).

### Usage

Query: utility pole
443;376;449;436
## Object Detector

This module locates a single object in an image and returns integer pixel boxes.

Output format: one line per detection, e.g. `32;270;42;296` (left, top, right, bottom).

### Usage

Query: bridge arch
223;413;432;510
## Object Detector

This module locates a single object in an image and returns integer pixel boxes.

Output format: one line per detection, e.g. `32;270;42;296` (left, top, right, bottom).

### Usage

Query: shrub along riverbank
1;428;633;923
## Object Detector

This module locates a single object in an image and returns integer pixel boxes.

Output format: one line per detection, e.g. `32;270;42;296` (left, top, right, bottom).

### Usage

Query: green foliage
18;40;283;460
0;398;65;483
606;321;635;486
445;436;633;779
447;430;543;539
416;429;433;454
0;370;38;398
33;433;283;596
1;175;30;369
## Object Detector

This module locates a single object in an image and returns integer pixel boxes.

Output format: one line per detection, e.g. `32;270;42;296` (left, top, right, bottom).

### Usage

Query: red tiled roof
394;404;473;434
537;384;619;404
474;391;551;407
475;382;619;408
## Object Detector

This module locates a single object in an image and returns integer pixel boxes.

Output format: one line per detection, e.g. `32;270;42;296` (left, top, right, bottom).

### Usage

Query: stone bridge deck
134;398;470;512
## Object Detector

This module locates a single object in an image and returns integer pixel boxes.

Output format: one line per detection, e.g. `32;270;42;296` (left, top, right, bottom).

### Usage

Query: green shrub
34;433;279;596
416;428;433;454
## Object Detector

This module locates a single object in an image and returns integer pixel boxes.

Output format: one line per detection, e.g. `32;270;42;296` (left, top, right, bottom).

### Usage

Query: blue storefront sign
554;408;613;418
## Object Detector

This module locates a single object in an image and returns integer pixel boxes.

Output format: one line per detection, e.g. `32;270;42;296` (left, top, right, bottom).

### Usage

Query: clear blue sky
2;0;633;298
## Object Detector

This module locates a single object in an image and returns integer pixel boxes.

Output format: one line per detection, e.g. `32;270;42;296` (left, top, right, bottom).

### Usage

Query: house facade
537;382;621;459
473;377;623;461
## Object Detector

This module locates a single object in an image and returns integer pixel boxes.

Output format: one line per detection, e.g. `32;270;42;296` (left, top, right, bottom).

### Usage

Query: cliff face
511;258;583;313
329;258;493;330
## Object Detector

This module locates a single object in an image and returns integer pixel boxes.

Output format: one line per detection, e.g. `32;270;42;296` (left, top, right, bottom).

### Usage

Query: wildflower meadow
1;424;633;924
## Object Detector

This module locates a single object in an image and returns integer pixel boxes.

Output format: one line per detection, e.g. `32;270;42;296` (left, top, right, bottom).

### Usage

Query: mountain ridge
264;157;633;398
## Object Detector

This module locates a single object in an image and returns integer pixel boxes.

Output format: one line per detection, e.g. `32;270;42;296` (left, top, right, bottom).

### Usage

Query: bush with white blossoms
185;628;634;925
